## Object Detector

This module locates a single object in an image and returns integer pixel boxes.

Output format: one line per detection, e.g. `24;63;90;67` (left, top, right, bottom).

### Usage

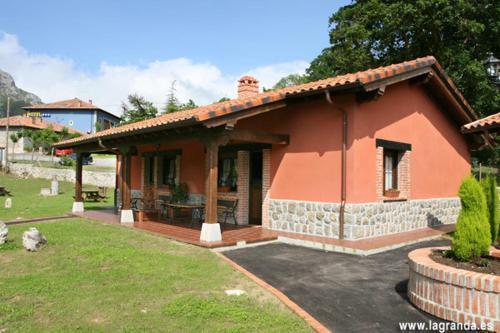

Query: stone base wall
268;198;461;240
8;162;115;188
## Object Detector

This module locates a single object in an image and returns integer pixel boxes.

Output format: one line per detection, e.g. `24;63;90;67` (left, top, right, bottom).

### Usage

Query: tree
164;81;180;114
163;81;198;113
307;0;500;120
120;94;158;124
452;177;491;261
272;74;309;89
217;97;231;103
179;99;198;111
9;133;19;156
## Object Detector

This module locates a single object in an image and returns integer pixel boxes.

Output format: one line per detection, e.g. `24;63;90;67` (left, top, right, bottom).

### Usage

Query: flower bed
408;247;499;332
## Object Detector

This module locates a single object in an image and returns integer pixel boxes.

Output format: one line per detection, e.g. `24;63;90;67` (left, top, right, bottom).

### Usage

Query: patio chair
156;195;171;220
217;199;238;226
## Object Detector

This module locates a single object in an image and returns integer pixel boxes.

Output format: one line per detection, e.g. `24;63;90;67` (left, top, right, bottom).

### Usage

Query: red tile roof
0;115;82;134
54;56;477;148
462;112;500;133
23;98;99;110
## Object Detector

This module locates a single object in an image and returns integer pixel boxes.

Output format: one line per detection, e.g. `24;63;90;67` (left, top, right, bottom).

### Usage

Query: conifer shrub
481;176;499;244
451;177;491;261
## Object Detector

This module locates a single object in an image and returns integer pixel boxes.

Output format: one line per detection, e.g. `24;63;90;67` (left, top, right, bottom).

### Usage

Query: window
144;155;155;185
383;149;399;191
218;154;238;192
159;156;177;186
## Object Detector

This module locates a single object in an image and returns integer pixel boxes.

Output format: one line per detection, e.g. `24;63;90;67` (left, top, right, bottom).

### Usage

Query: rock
4;197;11;208
0;222;8;244
22;228;47;251
0;69;42;105
225;289;246;296
40;188;52;196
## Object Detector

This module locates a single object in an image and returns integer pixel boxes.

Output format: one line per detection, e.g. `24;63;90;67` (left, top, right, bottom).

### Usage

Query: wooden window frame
383;149;399;196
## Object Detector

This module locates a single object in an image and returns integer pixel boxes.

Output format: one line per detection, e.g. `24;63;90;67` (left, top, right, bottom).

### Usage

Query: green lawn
0;174;112;221
0;219;311;332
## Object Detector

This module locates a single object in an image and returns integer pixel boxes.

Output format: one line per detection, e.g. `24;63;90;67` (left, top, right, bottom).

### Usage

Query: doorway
249;151;263;225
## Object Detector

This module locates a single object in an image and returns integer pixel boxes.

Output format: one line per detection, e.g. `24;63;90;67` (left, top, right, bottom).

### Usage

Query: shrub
481;176;499;244
59;155;75;167
451;177;491;261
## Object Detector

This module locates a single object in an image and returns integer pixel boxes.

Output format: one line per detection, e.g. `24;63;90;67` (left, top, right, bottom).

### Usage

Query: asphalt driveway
224;239;449;333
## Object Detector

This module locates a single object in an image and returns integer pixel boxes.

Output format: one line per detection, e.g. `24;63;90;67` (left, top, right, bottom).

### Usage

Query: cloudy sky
0;0;349;115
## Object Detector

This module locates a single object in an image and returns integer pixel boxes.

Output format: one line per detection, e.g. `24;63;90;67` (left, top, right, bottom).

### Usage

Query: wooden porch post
205;141;219;224
119;149;134;224
200;138;224;242
122;152;131;210
72;153;84;212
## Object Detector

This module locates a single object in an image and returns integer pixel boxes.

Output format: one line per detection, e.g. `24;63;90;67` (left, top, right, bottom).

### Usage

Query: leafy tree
164;81;180;114
217;97;231;103
452;177;491;261
120;94;158;124
272;74;309;89
9;133;19;155
307;0;500;120
163;81;198;113
481;176;499;243
179;99;198;111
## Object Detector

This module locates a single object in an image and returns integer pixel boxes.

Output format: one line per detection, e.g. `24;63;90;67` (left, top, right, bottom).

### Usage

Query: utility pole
3;96;9;172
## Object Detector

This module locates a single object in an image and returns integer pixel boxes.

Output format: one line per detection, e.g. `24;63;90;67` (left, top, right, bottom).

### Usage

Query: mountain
0;69;42;117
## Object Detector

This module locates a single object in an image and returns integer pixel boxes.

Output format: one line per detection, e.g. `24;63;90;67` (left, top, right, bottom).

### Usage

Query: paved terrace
72;208;453;253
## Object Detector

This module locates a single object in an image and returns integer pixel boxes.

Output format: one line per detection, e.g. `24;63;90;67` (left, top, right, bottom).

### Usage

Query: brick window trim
376;146;411;202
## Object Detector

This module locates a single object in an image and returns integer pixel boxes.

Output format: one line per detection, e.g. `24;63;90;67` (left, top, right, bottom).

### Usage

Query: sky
0;0;350;115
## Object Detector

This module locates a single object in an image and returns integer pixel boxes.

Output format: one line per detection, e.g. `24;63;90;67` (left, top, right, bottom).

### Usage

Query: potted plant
169;183;189;219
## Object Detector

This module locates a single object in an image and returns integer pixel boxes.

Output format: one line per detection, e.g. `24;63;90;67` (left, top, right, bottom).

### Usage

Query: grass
0;219;311;332
0;174;112;221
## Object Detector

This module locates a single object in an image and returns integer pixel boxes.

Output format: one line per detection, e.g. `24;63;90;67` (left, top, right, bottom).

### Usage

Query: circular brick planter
408;247;499;331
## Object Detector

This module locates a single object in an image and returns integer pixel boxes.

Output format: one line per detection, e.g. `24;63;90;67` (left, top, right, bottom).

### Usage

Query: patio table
82;190;103;202
163;203;205;226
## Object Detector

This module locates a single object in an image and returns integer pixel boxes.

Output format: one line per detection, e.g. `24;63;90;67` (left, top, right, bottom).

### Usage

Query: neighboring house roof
23;98;120;120
0;115;82;134
462;112;500;133
54;56;479;148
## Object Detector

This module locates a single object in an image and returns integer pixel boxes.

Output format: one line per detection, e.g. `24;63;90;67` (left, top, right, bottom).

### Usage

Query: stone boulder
22;227;47;251
0;222;7;244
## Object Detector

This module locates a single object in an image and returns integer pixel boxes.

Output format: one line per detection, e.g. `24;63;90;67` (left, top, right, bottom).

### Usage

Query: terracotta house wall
127;82;469;206
348;82;470;203
236;98;344;203
133;139;206;194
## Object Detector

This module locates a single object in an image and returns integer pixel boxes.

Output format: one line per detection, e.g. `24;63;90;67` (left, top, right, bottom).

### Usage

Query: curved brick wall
408;247;499;331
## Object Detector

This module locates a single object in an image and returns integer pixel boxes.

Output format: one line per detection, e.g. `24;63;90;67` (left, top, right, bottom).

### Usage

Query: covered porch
69;124;288;244
73;207;278;248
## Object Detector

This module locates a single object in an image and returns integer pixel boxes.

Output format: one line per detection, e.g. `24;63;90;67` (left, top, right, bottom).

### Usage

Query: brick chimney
237;76;259;99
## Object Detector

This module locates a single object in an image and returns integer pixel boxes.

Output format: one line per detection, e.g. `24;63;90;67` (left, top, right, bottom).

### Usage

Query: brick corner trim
215;252;331;333
408;247;499;332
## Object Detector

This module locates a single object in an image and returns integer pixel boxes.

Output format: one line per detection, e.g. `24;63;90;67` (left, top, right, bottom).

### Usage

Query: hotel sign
24;112;51;118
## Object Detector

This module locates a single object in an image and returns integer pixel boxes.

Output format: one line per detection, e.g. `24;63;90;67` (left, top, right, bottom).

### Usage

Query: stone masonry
268;198;461;240
8;162;115;187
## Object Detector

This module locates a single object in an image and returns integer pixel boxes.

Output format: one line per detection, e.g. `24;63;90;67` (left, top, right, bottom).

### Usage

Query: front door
249;151;263;225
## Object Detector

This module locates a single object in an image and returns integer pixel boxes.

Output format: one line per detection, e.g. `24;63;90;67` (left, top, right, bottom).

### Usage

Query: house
54;56;487;244
22;98;120;134
0;115;81;155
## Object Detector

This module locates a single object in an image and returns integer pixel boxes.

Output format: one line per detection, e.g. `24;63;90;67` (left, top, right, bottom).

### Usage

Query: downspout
325;90;347;239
